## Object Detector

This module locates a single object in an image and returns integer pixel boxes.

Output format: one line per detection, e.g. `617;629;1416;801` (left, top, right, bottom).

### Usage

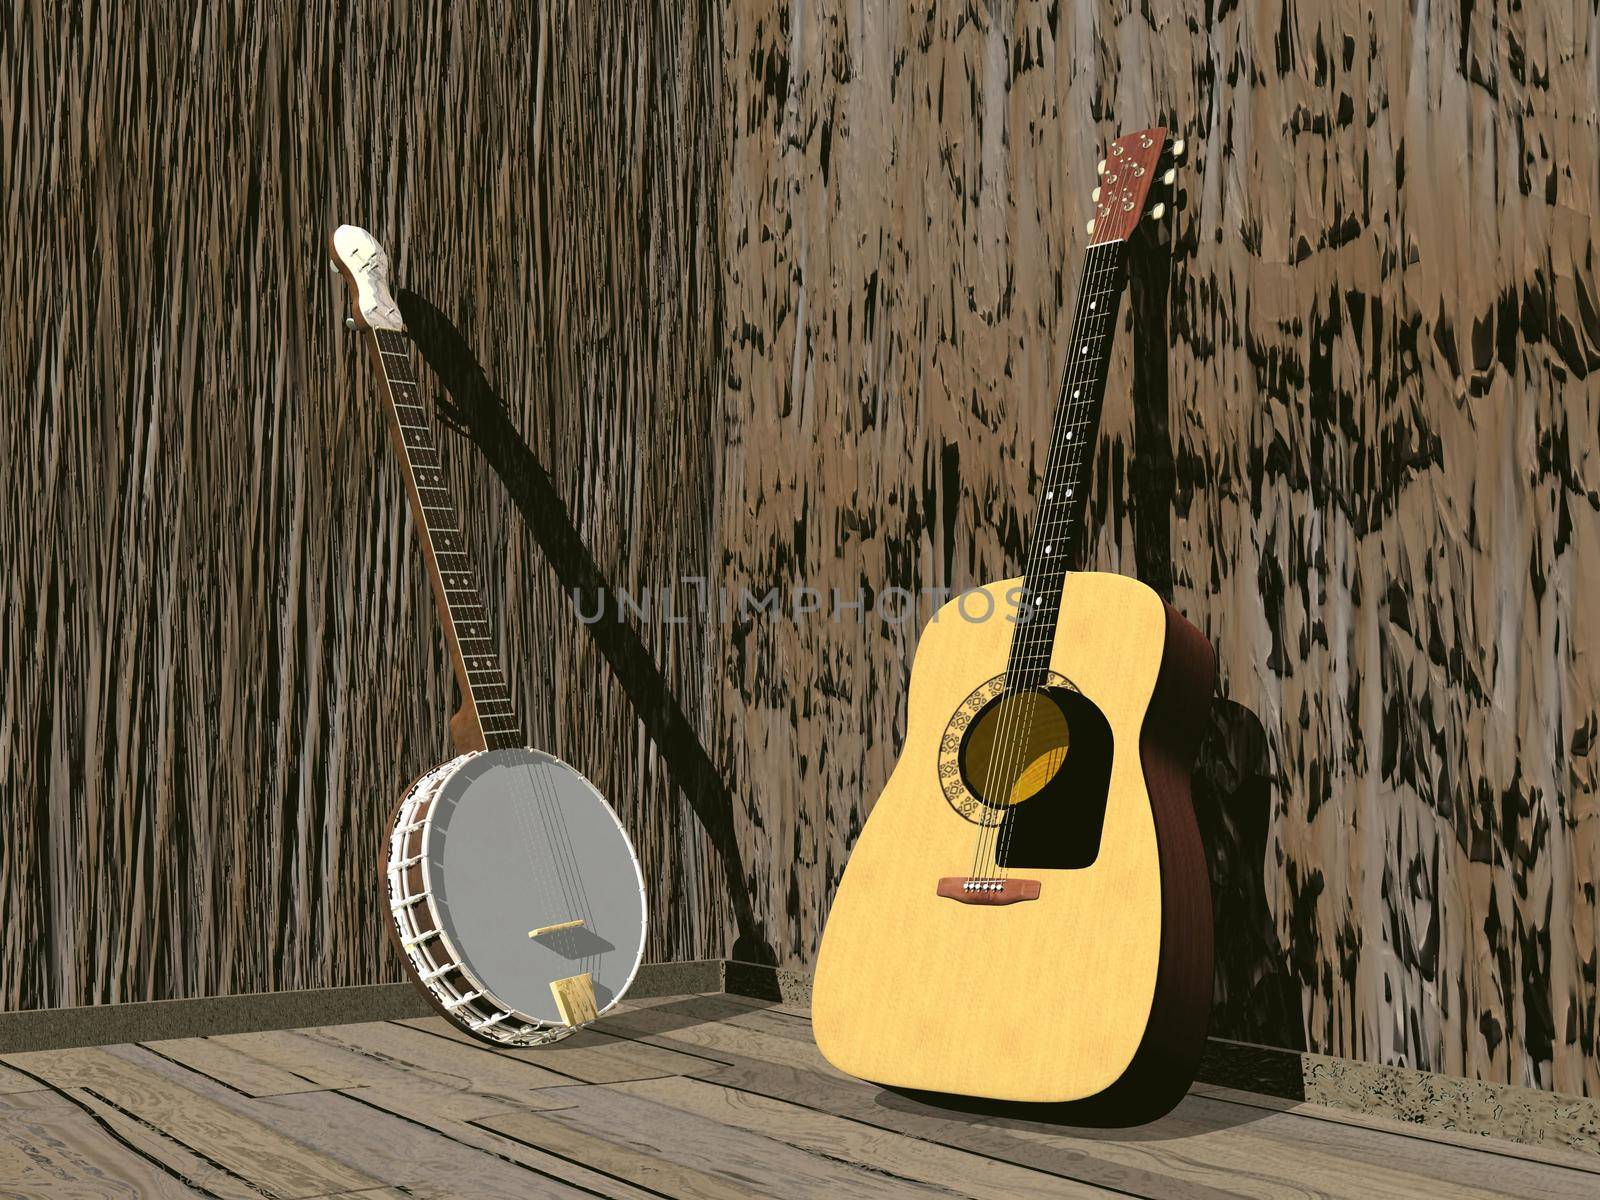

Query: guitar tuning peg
345;317;357;330
1091;186;1101;202
1148;203;1167;221
1171;138;1186;159
1097;159;1107;175
1162;168;1177;186
1086;219;1096;235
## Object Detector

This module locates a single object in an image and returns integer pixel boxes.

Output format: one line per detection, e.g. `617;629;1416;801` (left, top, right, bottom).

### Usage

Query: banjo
330;225;647;1046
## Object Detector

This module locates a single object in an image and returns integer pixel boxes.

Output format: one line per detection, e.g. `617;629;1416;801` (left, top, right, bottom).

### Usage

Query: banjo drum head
422;748;646;1026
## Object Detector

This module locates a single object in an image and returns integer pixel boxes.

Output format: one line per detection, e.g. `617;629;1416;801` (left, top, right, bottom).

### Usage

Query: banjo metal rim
386;747;648;1045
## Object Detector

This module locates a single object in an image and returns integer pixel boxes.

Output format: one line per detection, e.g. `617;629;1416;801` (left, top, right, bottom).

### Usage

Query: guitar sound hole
959;691;1071;810
957;685;1114;870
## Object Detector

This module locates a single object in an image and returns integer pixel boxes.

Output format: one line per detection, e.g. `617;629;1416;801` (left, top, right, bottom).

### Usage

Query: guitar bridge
936;877;1041;905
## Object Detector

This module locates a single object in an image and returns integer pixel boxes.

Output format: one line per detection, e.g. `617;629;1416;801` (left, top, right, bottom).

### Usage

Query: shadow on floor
591;995;776;1038
872;1076;1279;1140
398;288;776;968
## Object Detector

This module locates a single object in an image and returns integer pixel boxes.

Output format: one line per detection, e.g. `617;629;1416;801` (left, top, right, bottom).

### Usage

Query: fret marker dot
1073;389;1080;398
1045;545;1053;553
1090;301;1097;310
1035;597;1043;606
1066;431;1073;440
1080;347;1088;355
1046;491;1054;499
1066;488;1074;497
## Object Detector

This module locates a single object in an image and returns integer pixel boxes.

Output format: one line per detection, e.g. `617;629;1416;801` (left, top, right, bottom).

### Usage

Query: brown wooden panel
712;0;1600;1097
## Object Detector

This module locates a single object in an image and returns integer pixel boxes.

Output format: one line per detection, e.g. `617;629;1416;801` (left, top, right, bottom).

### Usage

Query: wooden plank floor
3;992;1598;1199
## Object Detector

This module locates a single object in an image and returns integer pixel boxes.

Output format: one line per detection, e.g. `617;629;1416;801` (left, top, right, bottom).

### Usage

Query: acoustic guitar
812;129;1214;1116
330;225;647;1045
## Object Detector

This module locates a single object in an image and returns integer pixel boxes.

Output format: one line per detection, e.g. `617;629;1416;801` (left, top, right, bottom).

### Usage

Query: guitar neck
367;327;523;751
1006;239;1131;690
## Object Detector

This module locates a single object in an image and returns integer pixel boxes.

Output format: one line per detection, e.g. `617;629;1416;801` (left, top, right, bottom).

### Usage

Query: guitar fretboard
373;328;523;751
1005;239;1129;690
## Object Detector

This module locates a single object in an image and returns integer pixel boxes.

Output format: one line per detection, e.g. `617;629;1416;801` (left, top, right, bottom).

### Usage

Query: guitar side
812;572;1214;1112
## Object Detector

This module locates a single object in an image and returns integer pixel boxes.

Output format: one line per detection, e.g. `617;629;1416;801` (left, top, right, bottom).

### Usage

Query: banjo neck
331;226;522;753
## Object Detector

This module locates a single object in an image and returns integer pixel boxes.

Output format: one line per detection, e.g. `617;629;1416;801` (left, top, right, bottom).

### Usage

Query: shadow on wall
1124;202;1302;1054
397;289;777;967
1192;698;1303;1052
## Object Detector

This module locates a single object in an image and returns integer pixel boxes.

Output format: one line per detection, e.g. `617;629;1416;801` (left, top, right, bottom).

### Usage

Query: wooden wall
1;0;744;1005
4;0;1598;1097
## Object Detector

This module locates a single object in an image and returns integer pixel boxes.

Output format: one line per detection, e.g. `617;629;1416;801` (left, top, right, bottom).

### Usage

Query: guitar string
966;238;1111;883
992;240;1128;882
991;240;1124;880
964;238;1106;883
978;238;1124;882
980;242;1121;885
967;238;1119;884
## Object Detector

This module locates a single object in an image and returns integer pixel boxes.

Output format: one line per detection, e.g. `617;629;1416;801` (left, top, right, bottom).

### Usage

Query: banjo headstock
328;225;405;332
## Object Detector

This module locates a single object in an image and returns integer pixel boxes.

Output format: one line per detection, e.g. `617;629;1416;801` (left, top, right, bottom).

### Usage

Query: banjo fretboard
371;327;523;751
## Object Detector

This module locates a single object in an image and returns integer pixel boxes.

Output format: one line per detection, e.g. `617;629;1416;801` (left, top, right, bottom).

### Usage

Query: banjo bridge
528;919;587;938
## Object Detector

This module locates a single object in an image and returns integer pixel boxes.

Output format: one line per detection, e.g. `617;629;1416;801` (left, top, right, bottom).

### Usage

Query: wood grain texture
4;0;1599;1102
5;992;1600;1197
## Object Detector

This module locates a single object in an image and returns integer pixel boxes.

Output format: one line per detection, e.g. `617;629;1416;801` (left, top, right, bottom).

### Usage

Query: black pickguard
996;686;1115;870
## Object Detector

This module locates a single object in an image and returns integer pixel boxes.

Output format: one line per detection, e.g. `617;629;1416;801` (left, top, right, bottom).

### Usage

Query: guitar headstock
1085;127;1185;246
328;225;405;331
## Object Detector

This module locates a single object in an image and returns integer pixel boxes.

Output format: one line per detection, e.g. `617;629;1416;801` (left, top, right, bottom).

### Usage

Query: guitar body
813;572;1214;1112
